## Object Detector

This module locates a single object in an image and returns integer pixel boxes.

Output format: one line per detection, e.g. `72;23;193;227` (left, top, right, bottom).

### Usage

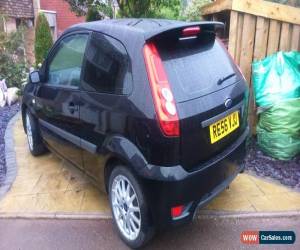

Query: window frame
44;31;91;90
80;31;133;96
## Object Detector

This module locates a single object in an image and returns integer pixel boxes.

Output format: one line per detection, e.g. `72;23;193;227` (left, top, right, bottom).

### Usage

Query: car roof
101;18;186;31
66;18;185;34
63;18;223;42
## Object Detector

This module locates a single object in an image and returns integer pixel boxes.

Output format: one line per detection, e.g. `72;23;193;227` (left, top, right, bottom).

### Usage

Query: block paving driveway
0;116;300;216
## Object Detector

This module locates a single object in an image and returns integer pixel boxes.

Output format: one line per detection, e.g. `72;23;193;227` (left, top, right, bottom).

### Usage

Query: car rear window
157;35;240;103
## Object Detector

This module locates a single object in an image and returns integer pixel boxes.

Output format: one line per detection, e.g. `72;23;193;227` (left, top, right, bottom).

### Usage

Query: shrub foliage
64;0;182;20
34;12;53;66
0;17;26;89
182;0;212;21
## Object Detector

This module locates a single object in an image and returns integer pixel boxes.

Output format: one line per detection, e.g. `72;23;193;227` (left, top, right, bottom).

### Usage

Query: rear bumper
141;127;249;228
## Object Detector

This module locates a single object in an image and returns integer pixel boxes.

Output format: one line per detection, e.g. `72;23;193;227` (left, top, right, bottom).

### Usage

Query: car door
79;32;132;186
35;32;89;169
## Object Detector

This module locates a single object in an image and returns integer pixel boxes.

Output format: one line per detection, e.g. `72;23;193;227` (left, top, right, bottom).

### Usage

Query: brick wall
40;0;85;37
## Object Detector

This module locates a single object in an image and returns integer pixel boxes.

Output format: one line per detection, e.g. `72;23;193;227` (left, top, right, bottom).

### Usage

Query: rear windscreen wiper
217;73;236;85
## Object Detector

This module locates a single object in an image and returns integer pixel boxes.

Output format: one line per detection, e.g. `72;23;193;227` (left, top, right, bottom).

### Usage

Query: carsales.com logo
241;231;296;245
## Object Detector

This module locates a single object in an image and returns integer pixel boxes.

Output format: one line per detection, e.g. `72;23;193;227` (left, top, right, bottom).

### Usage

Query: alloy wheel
111;175;141;241
26;113;33;151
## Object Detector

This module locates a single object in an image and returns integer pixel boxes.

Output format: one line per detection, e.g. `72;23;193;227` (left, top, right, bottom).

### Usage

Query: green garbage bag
253;52;300;160
256;98;300;160
258;98;300;136
252;51;300;107
256;126;300;160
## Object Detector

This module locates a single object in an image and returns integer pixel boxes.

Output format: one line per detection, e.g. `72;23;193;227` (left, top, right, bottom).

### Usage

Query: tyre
25;110;47;156
108;165;154;249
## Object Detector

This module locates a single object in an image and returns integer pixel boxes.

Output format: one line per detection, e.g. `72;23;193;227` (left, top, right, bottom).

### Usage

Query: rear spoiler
144;21;224;41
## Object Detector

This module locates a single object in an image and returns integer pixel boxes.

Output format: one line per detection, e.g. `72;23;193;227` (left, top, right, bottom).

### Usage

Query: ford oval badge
225;98;232;108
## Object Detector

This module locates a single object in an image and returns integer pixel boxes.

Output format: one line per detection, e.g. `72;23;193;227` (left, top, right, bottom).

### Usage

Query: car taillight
143;42;180;137
171;205;184;218
182;26;200;37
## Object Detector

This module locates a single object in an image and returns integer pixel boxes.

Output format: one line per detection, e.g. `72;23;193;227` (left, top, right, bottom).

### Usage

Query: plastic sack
256;98;300;160
0;87;5;107
6;87;19;106
0;79;7;107
258;98;300;136
252;51;300;107
0;79;7;92
256;126;300;161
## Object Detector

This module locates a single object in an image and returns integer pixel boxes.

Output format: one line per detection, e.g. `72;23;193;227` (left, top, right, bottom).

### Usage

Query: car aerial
22;19;249;248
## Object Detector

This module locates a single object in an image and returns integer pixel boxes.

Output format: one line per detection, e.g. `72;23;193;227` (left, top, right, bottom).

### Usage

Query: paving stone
1;111;300;216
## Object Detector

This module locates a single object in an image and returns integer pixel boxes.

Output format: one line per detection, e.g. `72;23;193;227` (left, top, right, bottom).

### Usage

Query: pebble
0;103;20;185
245;139;300;190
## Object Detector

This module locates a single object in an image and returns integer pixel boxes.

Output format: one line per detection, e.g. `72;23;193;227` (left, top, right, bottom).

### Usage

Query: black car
22;19;249;248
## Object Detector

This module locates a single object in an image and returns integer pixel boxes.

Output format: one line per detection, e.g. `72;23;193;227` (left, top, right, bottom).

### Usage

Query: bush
86;4;113;21
34;12;53;66
182;0;212;21
116;0;182;19
0;20;27;89
0;57;26;89
152;0;182;20
86;7;101;21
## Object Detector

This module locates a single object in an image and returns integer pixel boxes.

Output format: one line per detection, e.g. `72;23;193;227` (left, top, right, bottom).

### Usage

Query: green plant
86;4;113;21
34;12;53;66
86;7;100;21
117;0;182;19
65;0;183;20
0;17;27;89
64;0;113;20
182;0;212;21
152;0;182;19
117;0;153;17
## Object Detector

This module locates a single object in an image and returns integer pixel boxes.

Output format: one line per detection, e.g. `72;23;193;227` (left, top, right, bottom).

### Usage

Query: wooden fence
201;0;300;132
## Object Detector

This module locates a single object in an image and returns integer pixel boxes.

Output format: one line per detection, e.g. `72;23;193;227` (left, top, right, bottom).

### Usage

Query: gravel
245;139;300;191
0;103;20;186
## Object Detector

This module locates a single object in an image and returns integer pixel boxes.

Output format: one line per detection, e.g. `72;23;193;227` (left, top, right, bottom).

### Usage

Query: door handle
68;103;79;114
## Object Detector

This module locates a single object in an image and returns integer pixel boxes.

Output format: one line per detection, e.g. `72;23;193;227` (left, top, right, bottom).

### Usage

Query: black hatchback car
22;19;249;248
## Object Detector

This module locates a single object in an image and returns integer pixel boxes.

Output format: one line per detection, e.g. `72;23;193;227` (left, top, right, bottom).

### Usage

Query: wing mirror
29;70;41;83
29;71;40;84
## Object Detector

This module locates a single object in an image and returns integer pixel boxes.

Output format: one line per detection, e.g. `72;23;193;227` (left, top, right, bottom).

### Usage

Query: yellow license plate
209;111;239;144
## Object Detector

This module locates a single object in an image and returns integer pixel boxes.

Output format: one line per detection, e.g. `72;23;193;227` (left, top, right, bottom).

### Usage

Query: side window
48;34;88;88
81;32;132;94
